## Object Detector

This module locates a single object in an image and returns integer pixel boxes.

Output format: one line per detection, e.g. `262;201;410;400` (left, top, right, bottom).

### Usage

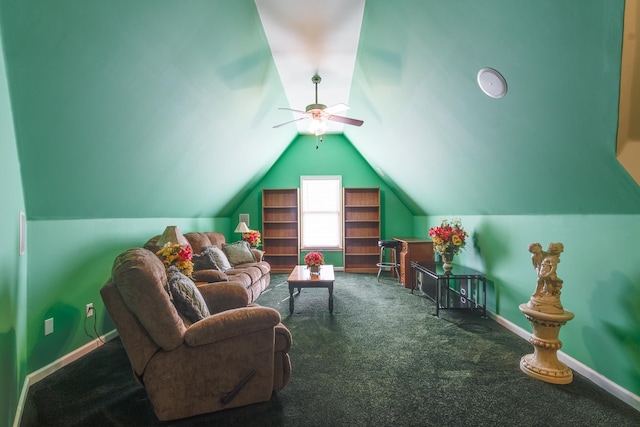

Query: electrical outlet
45;318;54;335
86;303;94;318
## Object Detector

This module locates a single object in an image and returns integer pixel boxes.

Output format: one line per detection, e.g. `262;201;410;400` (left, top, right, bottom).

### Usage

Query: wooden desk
393;237;434;289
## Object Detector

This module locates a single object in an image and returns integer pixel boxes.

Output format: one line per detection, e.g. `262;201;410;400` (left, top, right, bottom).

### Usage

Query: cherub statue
527;242;565;313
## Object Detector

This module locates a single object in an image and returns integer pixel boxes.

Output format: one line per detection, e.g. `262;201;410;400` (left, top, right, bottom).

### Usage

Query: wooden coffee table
287;265;335;314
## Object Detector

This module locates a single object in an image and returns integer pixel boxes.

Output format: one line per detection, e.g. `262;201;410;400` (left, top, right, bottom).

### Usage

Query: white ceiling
254;0;366;134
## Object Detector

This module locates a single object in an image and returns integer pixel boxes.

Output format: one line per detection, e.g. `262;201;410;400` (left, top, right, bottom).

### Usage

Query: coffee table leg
289;284;294;314
328;284;334;314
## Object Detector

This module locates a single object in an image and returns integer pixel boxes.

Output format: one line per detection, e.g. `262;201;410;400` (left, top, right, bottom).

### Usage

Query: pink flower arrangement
304;251;325;267
428;218;468;257
242;229;261;248
156;243;194;277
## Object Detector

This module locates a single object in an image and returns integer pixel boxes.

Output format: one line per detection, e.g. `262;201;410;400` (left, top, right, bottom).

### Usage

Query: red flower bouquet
428;218;468;258
304;251;325;267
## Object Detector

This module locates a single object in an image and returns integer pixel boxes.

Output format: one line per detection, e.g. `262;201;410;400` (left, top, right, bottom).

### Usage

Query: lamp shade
157;226;190;247
234;222;250;233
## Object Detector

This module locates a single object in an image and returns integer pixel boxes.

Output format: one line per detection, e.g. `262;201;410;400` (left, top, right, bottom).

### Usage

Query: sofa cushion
225;271;252;288
223;241;256;266
233;260;271;274
183;232;214;255
192;247;220;271
203;232;226;248
167;266;210;323
228;265;263;283
207;245;232;272
192;269;229;283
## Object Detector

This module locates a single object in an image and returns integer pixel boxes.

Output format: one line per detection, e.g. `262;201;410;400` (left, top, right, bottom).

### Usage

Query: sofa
101;248;292;421
144;231;270;303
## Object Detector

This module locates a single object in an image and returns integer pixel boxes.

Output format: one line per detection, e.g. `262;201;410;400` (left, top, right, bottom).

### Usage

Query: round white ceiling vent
477;68;507;98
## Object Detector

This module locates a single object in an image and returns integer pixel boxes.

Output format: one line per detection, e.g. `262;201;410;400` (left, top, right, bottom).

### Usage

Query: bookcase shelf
343;188;380;273
262;189;300;273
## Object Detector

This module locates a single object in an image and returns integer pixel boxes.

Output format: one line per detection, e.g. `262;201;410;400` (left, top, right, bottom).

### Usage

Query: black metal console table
411;261;487;317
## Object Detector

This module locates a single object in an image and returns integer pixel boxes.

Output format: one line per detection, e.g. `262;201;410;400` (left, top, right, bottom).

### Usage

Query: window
300;176;342;249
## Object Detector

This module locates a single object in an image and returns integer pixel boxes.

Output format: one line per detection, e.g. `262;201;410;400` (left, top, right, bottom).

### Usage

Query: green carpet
21;272;640;426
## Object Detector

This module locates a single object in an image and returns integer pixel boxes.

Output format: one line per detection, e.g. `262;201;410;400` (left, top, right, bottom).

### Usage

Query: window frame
299;175;343;251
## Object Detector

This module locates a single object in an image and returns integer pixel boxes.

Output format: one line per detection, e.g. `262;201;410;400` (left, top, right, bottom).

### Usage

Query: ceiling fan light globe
309;118;327;136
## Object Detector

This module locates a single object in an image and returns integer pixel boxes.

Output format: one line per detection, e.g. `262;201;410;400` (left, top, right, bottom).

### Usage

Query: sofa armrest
251;248;264;262
192;269;228;283
184;306;281;346
198;282;249;313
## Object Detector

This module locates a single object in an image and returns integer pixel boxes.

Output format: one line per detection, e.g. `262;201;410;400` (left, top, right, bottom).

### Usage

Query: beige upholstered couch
144;231;270;303
101;248;292;421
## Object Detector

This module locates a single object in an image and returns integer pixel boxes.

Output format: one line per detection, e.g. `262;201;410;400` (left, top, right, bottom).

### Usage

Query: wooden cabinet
262;189;300;273
393;237;434;289
343;188;380;273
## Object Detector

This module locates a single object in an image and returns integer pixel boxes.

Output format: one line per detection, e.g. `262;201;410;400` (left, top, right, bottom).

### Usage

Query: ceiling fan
273;74;364;142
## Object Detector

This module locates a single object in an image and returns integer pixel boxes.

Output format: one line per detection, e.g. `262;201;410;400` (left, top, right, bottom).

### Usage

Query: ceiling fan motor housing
306;103;327;112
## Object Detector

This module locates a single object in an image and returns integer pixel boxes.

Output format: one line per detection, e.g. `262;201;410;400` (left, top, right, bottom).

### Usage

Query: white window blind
300;176;342;249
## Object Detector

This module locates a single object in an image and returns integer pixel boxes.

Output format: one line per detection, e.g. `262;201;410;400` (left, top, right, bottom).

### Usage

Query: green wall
0;0;289;221
350;0;638;216
231;134;415;266
415;214;640;397
0;21;26;426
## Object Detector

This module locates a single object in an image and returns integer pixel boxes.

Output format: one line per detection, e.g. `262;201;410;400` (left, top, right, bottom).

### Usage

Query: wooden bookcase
262;188;300;273
343;187;380;273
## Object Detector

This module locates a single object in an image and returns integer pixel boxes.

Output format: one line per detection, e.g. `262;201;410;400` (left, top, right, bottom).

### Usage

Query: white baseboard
13;330;119;427
488;310;640;412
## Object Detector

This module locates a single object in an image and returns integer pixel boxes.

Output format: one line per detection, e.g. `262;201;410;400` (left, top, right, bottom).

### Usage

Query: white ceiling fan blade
273;116;309;128
278;107;308;114
324;103;350;114
327;114;364;127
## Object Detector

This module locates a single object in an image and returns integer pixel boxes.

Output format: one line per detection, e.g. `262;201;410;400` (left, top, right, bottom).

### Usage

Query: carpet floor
20;272;640;426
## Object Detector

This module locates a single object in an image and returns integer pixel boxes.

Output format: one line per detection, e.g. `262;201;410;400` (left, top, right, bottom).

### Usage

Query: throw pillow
166;266;210;323
207;245;233;272
192;246;220;271
223;241;256;266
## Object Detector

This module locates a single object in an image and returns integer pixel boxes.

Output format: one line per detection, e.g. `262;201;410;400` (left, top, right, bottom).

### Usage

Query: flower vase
442;253;454;275
309;265;320;275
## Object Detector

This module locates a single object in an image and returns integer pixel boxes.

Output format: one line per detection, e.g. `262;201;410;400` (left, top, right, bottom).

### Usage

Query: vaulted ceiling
1;0;639;220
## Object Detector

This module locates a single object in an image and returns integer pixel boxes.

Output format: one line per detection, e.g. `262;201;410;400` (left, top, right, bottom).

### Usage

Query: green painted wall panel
0;0;289;220
350;0;638;215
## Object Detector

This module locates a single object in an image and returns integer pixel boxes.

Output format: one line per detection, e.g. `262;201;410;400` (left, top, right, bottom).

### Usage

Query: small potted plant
304;251;324;275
